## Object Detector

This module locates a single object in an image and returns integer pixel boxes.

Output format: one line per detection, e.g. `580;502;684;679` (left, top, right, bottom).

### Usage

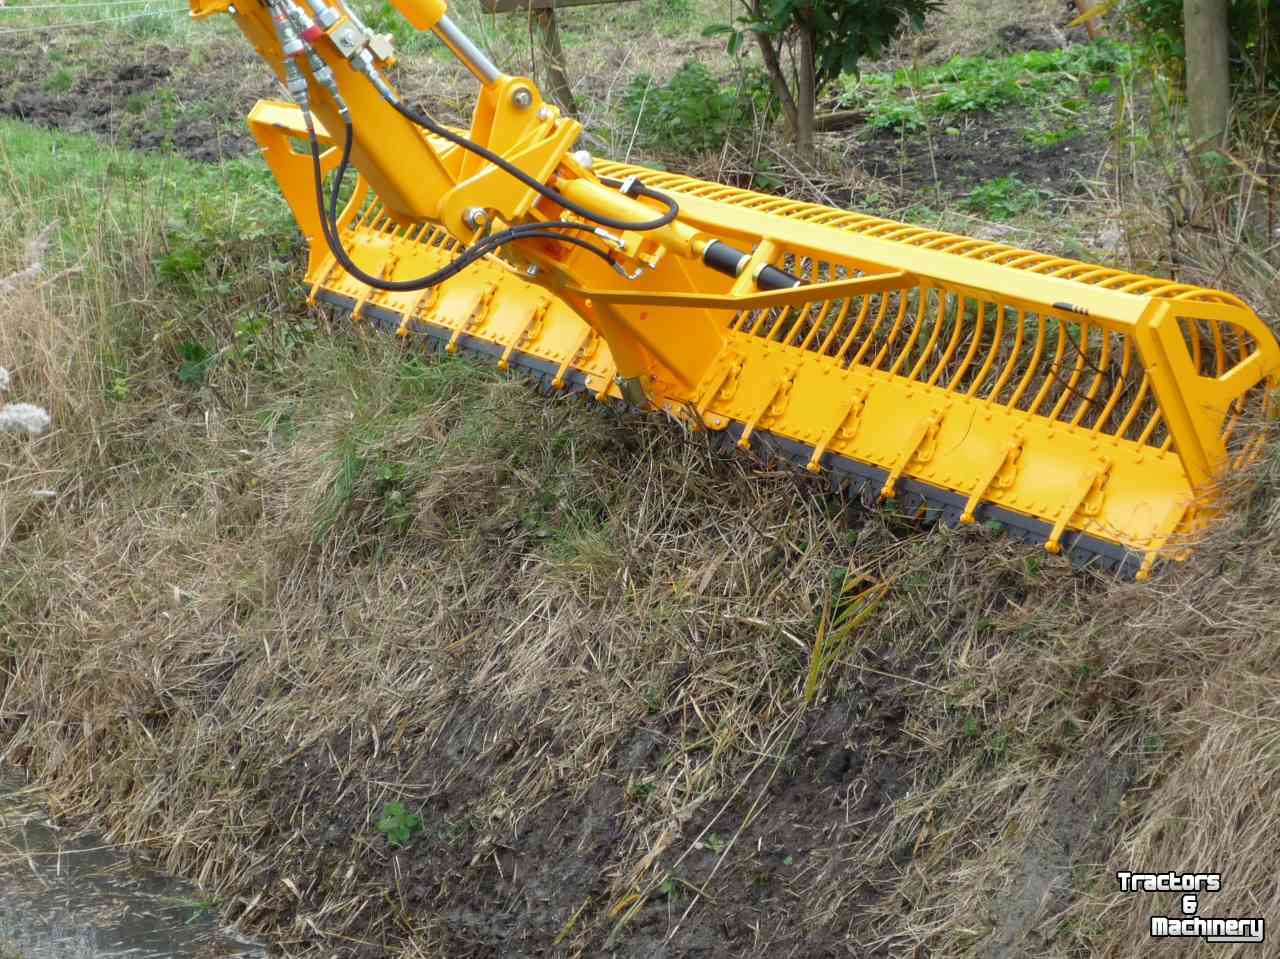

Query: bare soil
0;7;1111;206
851;109;1105;204
244;647;923;957
0;37;268;161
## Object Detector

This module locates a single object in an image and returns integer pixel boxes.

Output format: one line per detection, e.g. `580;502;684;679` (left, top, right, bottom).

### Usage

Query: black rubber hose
308;116;618;294
379;92;680;234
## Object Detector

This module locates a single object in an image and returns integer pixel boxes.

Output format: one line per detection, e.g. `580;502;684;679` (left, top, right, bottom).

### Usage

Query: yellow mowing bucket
248;103;1279;579
595;161;1280;578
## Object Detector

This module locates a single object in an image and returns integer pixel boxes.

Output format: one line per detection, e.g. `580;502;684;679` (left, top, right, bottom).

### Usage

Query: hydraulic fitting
273;11;306;57
283;0;324;44
303;0;340;28
283;59;310;107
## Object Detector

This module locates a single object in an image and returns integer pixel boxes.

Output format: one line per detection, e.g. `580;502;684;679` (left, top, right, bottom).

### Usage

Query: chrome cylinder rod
433;14;501;85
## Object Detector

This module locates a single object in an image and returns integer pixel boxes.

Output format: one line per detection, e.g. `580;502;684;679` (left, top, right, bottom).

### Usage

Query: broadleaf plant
705;0;942;153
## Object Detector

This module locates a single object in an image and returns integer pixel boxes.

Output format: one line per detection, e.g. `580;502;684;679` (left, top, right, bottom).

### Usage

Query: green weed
646;0;694;18
157;245;207;285
174;896;219;925
1024;124;1083;148
838;40;1131;131
372;460;414;533
963;176;1047;221
619;61;773;154
326;436;368;518
232;312;317;373
363;0;432;54
986;728;1010;763
376;802;423;847
866;99;927;132
42;69;74;94
627;780;657;802
804;571;891;705
176;340;215;385
125;10;178;39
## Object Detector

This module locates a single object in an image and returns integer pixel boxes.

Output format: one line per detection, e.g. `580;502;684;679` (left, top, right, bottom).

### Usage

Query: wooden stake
532;9;577;117
1072;0;1103;40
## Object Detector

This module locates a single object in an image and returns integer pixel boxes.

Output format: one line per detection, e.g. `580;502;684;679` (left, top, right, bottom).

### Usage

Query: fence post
532;8;577;116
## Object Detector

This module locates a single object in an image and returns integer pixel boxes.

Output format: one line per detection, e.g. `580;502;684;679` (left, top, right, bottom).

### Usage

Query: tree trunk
1183;0;1231;153
753;31;798;140
532;9;577;117
796;25;816;155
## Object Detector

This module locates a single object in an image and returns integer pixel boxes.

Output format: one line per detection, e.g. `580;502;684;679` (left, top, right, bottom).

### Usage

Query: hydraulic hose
272;0;680;293
306;114;620;294
365;75;681;234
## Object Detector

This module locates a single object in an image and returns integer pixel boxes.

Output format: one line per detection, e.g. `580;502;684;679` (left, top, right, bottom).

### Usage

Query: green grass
0;120;286;240
362;0;715;64
1023;123;1084;148
618;60;773;154
4;17;1280;959
41;69;74;94
0;1;191;37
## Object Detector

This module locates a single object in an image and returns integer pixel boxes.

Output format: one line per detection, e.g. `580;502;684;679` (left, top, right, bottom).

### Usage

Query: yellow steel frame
191;0;580;239
218;0;1278;577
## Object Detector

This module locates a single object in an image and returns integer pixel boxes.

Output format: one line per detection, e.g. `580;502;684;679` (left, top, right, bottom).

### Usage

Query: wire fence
0;0;181;10
0;4;185;35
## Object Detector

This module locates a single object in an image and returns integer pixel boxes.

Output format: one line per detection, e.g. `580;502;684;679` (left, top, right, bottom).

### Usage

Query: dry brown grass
4;169;1277;955
1;8;1279;959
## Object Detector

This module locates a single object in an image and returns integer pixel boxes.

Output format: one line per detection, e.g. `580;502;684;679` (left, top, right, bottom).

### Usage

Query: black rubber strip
316;290;1147;579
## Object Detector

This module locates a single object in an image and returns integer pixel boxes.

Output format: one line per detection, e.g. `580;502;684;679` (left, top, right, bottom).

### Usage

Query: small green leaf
375;801;423;848
177;341;214;385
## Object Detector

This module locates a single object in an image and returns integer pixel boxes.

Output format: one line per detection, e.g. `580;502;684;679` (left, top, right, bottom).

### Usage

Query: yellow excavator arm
191;0;1279;577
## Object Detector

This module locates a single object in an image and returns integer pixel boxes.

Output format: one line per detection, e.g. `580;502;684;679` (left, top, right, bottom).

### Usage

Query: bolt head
512;87;534;109
526;264;540;277
537;106;554;121
464;207;487;229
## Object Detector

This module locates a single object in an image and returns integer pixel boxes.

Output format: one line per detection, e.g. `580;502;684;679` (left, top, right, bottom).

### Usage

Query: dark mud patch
223;647;925;958
0;37;270;161
850;109;1109;207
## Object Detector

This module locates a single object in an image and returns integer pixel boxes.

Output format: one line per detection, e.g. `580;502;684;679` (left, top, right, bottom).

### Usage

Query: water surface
0;771;264;958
